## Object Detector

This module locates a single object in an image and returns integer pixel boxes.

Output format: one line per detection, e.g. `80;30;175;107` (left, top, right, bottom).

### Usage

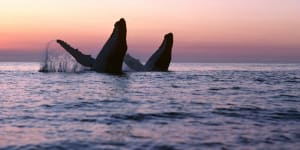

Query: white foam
40;41;88;72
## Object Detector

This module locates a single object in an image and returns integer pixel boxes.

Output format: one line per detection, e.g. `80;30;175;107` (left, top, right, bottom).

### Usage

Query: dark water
0;62;299;150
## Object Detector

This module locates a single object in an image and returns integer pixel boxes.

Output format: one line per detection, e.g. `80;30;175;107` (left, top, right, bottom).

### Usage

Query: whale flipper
144;33;173;71
56;18;127;74
56;40;95;68
124;54;144;71
93;18;127;73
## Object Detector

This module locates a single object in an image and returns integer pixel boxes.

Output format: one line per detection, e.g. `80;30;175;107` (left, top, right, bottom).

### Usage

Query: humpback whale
43;18;173;73
124;33;173;71
56;18;127;74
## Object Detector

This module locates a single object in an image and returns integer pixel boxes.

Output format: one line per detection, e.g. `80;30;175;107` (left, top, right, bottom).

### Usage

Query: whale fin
93;18;127;73
56;40;95;67
56;18;127;74
124;54;145;71
145;33;173;71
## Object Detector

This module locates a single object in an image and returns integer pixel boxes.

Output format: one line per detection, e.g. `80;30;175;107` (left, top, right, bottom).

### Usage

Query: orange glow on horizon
1;0;300;61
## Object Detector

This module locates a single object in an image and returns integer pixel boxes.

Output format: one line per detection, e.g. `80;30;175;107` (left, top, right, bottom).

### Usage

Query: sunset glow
1;0;300;62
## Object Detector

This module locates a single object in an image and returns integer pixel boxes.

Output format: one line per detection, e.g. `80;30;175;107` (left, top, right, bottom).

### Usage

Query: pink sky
0;0;299;62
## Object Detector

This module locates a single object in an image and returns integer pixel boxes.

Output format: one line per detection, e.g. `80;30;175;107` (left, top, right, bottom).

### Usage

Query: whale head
144;32;174;71
93;18;128;74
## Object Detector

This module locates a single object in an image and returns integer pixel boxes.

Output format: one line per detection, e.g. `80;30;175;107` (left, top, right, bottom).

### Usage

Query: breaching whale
124;33;173;71
56;18;127;74
44;18;173;73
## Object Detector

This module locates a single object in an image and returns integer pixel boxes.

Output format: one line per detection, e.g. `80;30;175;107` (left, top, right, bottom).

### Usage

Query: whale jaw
124;33;174;72
93;18;127;74
144;33;173;71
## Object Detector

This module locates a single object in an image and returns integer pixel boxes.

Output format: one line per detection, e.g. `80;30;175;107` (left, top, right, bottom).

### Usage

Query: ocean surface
0;62;299;150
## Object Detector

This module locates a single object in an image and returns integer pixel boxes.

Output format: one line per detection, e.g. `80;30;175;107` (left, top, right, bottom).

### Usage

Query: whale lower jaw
144;33;173;71
93;18;127;74
124;33;173;72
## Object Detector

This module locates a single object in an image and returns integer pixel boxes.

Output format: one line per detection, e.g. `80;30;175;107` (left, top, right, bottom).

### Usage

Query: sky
0;0;300;62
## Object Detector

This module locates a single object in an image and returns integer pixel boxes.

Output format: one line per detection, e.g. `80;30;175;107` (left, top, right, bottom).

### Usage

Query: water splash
39;40;88;72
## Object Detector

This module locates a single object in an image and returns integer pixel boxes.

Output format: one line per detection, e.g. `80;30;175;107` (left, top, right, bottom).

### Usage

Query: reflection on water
0;62;40;71
0;126;48;146
0;62;300;149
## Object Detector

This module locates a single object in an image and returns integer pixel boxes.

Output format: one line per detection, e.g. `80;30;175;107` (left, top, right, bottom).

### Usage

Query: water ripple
1;63;300;149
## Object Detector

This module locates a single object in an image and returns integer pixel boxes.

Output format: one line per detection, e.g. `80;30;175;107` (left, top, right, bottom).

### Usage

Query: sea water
0;62;299;149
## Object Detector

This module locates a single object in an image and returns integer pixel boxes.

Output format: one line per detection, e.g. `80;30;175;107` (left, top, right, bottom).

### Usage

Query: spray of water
39;40;88;72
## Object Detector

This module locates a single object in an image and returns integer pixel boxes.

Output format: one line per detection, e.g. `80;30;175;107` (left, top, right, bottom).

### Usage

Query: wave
111;112;202;122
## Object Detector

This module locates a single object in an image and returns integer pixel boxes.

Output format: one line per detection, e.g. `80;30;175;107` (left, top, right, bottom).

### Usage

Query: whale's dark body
55;18;173;73
57;18;127;74
124;33;173;72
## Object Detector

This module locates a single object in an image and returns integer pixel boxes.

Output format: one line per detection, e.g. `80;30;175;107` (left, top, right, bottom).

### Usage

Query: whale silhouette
51;18;173;73
124;33;173;71
56;18;127;74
